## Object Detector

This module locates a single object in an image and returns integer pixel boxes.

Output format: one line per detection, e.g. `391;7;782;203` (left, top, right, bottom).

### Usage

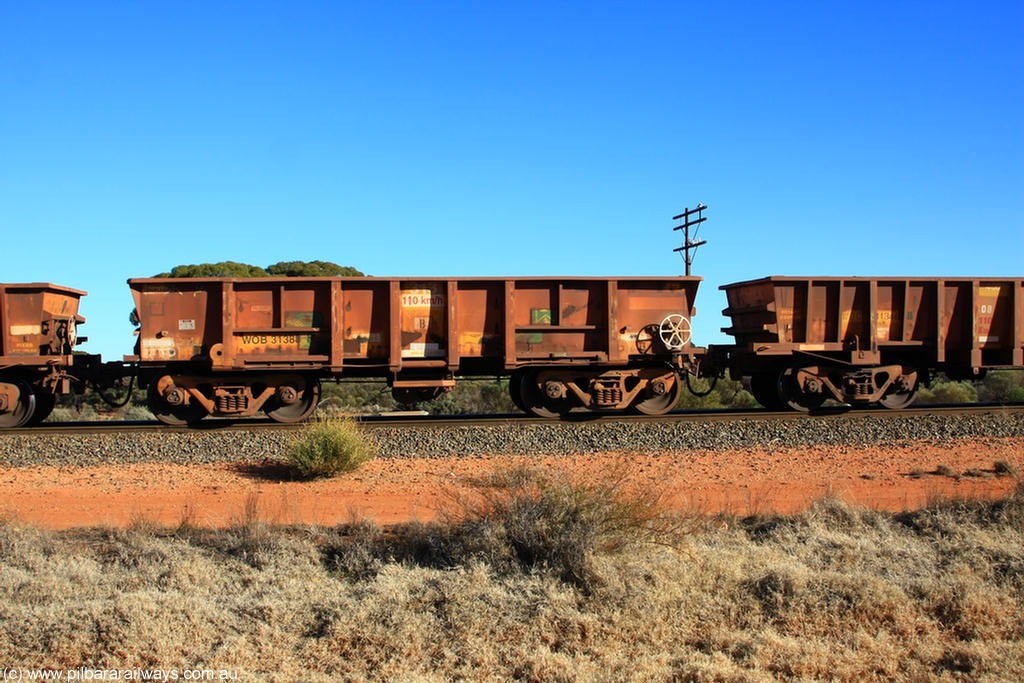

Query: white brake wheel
659;314;691;350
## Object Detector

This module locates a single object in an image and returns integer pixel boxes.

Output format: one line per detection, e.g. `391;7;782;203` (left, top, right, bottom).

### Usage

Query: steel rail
1;403;1021;437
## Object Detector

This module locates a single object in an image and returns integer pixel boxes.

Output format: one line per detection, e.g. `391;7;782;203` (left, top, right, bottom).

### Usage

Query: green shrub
286;417;377;478
916;378;979;404
978;369;1024;403
676;376;762;410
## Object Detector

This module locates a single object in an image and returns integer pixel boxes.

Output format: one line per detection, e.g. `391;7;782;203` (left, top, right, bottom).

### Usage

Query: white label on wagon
141;337;177;360
9;324;41;336
402;342;444;358
179;319;196;331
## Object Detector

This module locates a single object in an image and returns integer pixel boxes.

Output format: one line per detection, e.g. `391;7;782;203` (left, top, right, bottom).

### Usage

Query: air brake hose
91;375;137;409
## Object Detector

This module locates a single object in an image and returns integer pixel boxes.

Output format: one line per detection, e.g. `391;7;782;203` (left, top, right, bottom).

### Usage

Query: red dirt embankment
1;438;1020;529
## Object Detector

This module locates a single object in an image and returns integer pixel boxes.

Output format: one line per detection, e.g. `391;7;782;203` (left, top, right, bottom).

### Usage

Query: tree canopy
155;262;268;278
266;261;364;277
155;260;364;278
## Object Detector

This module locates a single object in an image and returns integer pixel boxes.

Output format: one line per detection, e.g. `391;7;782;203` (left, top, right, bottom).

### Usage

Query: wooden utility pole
672;204;707;276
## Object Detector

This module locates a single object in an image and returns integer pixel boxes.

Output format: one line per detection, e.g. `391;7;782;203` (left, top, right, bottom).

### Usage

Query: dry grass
318;460;696;590
994;459;1018;477
1;469;1022;681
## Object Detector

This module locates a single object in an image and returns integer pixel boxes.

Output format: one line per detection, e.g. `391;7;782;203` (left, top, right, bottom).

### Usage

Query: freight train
1;271;1020;427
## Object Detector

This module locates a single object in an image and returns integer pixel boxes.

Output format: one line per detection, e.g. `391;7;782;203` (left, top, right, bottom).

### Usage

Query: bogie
513;367;684;418
145;373;321;424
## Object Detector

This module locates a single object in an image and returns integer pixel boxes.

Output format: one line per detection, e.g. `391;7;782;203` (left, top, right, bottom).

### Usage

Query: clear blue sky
2;1;1021;359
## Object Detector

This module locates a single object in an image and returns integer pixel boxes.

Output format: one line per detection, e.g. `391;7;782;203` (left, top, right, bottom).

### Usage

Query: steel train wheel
147;381;205;426
265;378;321;423
518;371;572;418
508;370;528;413
0;380;37;428
879;389;917;410
878;370;919;410
749;373;785;410
26;385;57;426
631;375;682;415
777;367;825;413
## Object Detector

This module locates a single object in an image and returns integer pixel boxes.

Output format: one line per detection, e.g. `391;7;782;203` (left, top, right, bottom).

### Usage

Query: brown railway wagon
129;276;701;424
0;283;86;427
717;276;1024;411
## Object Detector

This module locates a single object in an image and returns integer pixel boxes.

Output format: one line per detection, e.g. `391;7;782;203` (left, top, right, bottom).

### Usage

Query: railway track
4;403;1022;437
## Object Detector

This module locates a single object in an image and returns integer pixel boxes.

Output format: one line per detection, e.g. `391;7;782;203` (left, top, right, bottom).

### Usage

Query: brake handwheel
659;314;691;350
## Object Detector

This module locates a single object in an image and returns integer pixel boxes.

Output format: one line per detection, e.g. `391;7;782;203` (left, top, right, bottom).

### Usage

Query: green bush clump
286;417;377;478
916;378;979;404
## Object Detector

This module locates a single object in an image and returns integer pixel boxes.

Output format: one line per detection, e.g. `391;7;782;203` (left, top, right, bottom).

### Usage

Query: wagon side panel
453;281;504;364
1;284;85;364
341;280;390;364
976;279;1022;367
720;278;781;346
229;279;333;367
615;279;700;359
131;280;221;364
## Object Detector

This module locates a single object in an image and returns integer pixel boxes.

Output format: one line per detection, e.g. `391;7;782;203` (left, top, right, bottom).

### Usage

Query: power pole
672;204;707;276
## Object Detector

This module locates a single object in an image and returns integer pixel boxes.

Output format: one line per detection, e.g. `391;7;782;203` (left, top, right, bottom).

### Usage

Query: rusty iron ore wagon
5;266;1023;428
715;276;1024;411
0;283;86;426
128;276;703;424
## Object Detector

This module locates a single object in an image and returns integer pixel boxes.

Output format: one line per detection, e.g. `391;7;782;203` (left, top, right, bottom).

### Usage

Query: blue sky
2;1;1021;359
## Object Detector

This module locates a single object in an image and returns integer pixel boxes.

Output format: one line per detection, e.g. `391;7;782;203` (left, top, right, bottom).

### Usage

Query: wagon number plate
240;334;300;345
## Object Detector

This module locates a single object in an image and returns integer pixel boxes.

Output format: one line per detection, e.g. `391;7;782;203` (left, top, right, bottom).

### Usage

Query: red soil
0;439;1020;529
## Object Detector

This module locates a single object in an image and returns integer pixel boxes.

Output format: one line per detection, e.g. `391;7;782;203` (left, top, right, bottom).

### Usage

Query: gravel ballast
0;411;1022;468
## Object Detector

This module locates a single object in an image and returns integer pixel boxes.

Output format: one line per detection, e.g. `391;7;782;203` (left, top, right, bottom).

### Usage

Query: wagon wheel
659;314;691;350
749;373;785;410
878;369;919;410
631;374;682;415
518;371;572;419
265;377;321;423
777;367;826;413
25;385;57;426
0;380;37;428
508;370;529;413
147;380;206;426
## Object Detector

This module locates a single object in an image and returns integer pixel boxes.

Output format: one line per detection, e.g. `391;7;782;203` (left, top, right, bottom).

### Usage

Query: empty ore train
1;271;1021;427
